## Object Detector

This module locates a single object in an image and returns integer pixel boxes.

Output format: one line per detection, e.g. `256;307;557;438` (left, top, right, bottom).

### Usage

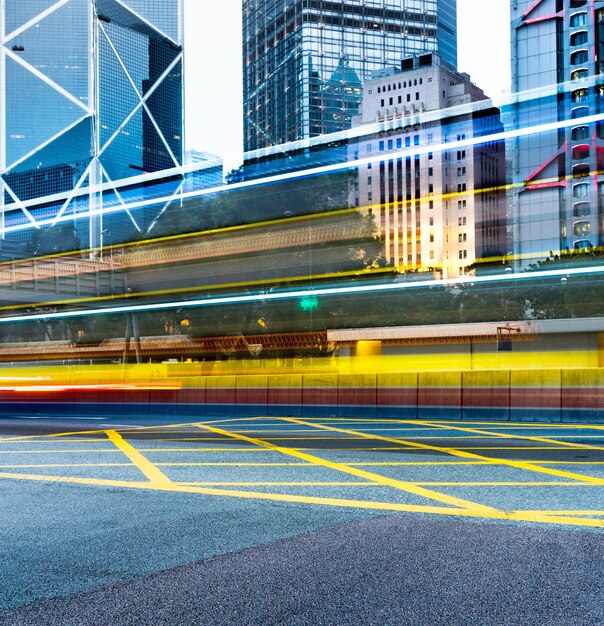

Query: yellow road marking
282;419;604;485
0;463;132;469
522;510;604;516
174;480;590;487
105;430;173;487
156;462;311;466
177;481;374;487
194;423;500;515
411;420;604;451
0;449;121;454
350;460;604;466
0;469;602;528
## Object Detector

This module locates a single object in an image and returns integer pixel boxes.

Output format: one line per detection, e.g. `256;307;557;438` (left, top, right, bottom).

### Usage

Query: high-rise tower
242;0;458;152
0;0;184;246
511;0;604;264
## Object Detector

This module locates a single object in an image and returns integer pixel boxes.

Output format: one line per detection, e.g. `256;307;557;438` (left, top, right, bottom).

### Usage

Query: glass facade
511;0;604;264
243;0;458;151
0;0;184;242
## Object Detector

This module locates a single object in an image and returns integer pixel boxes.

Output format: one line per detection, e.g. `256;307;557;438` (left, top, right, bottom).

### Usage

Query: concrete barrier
267;375;303;416
337;374;377;418
510;370;561;422
561;369;604;422
462;371;511;421
236;375;268;417
376;373;418;418
302;374;339;417
0;364;601;424
418;372;462;420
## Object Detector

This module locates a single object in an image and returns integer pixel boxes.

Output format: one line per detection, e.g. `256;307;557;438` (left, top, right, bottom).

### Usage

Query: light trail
4;104;604;236
0;263;602;325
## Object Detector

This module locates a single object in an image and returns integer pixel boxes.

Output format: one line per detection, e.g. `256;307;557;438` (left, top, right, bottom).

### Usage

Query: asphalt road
0;415;602;625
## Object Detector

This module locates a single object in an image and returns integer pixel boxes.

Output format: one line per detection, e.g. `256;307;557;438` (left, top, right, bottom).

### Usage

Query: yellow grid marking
0;418;602;529
0;463;133;469
177;481;374;487
521;510;604;516
106;430;173;487
410;420;604;451
281;418;604;485
0;469;602;528
194;422;500;515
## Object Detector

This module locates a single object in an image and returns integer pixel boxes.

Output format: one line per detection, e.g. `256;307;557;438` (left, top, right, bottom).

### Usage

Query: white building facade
352;53;506;278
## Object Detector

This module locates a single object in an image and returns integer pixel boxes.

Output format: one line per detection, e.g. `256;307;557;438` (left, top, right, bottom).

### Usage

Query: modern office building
351;53;506;278
0;0;184;247
242;0;458;152
184;151;224;190
510;0;604;265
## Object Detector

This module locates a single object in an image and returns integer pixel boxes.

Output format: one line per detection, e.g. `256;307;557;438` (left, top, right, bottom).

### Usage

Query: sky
185;0;511;172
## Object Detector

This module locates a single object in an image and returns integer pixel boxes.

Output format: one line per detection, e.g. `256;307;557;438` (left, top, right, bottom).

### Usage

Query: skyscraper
242;0;458;152
352;54;506;278
0;0;184;246
511;0;604;264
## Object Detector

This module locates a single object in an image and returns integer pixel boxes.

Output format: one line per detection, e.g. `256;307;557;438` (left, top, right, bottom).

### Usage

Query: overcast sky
185;0;511;172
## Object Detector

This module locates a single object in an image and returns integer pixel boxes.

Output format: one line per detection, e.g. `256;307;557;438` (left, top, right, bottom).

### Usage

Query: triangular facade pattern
0;0;184;246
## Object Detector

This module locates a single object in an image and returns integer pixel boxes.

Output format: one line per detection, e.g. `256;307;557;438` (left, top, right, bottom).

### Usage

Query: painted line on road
194;422;500;515
0;469;602;528
106;430;173;487
280;419;604;485
410;420;604;451
0;463;132;469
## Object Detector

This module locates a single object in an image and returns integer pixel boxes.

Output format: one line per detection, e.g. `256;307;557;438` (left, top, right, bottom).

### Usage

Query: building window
573;201;591;217
379;140;385;151
571;50;589;66
572;88;589;103
570;12;587;27
572;144;590;160
571;68;589;80
573;182;589;198
396;138;402;149
574;220;592;236
570;31;588;47
388;139;393;150
380;99;385;107
572;126;590;141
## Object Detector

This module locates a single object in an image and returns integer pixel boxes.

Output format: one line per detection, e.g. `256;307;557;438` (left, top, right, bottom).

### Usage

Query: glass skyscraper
0;0;184;245
511;0;604;264
242;0;458;152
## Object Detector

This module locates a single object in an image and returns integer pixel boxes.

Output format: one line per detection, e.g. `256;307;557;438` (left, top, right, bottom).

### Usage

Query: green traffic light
299;295;319;311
